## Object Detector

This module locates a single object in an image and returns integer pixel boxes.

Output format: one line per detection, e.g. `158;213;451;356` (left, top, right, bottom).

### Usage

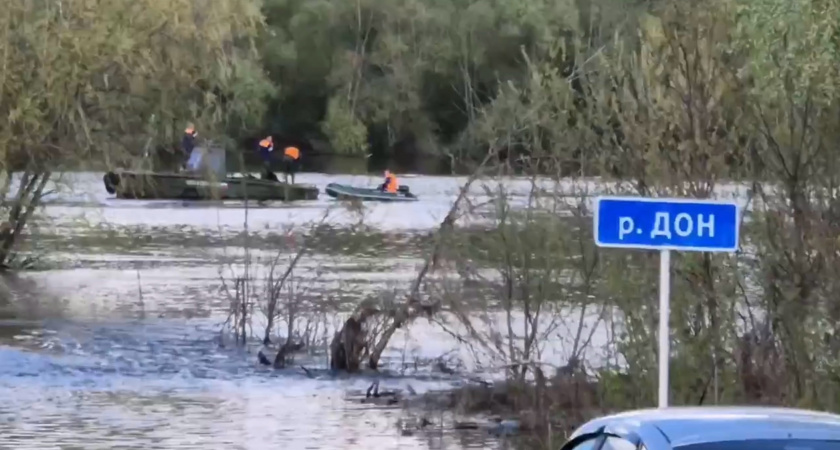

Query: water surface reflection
0;272;500;449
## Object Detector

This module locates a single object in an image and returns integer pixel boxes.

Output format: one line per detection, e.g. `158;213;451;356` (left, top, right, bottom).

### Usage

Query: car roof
570;406;840;447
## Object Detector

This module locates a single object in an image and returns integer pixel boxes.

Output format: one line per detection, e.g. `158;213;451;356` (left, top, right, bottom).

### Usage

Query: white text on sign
618;213;715;240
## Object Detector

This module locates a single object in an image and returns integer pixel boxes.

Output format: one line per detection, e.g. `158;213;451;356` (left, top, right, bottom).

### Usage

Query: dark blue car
561;407;840;450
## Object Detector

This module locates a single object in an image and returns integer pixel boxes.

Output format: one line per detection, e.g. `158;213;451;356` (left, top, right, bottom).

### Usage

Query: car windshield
680;440;840;450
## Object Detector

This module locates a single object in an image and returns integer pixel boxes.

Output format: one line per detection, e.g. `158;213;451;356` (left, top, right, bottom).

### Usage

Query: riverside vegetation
4;0;840;448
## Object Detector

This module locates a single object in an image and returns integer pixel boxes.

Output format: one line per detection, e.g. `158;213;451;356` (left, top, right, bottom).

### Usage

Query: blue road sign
594;196;740;252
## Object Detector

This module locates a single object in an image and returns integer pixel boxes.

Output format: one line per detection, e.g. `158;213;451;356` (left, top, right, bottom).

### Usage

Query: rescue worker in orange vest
257;136;277;181
181;125;198;170
282;146;301;184
379;170;399;193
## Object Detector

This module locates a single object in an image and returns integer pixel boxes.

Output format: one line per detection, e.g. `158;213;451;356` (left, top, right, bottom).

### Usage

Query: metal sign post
593;196;740;408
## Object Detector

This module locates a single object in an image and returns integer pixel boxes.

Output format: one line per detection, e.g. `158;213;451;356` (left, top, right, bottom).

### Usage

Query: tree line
2;0;834;174
257;0;839;175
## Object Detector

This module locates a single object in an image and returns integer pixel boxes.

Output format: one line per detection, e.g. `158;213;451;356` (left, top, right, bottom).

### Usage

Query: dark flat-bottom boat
103;144;318;201
324;182;418;202
103;170;319;201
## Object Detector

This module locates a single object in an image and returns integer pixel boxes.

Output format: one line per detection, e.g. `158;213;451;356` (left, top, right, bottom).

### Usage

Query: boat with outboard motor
324;182;418;202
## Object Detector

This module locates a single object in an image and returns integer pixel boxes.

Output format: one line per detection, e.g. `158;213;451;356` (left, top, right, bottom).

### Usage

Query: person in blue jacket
180;125;198;170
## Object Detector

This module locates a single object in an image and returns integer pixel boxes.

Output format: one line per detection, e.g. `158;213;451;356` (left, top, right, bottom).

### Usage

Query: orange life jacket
385;175;399;193
259;138;273;151
284;146;300;160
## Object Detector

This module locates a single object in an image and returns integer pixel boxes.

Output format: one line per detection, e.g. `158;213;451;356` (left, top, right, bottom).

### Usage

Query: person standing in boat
257;136;278;181
181;124;198;170
282;146;301;184
379;170;399;193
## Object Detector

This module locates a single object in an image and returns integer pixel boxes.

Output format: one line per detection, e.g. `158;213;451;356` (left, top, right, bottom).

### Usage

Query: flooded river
0;172;754;449
0;172;546;450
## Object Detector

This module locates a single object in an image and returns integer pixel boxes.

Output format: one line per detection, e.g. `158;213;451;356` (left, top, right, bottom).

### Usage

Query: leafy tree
0;0;273;268
259;0;602;163
732;0;840;404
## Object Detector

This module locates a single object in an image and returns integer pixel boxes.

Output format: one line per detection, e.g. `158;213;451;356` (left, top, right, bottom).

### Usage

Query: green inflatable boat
324;183;418;202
